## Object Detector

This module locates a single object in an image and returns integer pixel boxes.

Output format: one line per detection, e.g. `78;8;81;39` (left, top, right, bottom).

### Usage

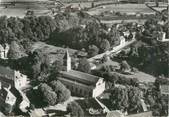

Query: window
76;88;78;93
79;89;82;94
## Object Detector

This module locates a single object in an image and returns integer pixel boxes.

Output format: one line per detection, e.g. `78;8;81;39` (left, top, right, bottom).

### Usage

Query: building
0;87;17;114
157;32;169;42
0;66;30;114
0;66;28;90
18;89;30;113
59;50;106;98
0;43;9;59
59;70;106;98
63;49;71;72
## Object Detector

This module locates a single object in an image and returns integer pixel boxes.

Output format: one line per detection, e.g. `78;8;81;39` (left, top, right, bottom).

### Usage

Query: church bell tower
63;49;71;72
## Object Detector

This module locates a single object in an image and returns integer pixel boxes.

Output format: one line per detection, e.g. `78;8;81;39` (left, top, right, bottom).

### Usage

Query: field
87;4;155;15
0;0;156;18
0;3;50;18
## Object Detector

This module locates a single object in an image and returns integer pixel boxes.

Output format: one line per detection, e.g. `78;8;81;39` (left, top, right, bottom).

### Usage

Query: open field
0;3;50;17
0;1;156;18
87;4;155;15
31;42;77;63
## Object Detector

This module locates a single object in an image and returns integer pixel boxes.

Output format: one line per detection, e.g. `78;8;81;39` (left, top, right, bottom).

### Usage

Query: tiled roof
0;88;8;102
0;66;14;80
76;98;102;110
126;111;152;117
106;111;123;117
60;70;101;85
76;98;105;116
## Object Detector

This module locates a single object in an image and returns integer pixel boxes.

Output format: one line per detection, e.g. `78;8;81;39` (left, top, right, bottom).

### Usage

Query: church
58;50;106;98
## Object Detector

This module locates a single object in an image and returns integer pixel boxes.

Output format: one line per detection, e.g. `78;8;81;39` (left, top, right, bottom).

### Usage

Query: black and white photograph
0;0;168;116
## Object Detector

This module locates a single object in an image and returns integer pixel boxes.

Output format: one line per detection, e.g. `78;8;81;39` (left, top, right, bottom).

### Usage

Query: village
0;0;168;117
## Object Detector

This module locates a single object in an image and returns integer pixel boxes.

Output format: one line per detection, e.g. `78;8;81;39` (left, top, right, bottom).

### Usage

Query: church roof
60;70;101;85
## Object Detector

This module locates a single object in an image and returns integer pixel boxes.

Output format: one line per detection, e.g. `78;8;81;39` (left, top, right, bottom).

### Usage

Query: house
0;66;30;114
0;87;17;114
0;66;28;90
157;32;169;42
59;50;106;98
0;43;9;59
0;44;5;59
18;89;30;113
75;98;106;116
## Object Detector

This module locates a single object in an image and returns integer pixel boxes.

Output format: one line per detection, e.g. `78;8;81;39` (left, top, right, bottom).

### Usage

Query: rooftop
0;66;15;81
0;88;8;102
75;98;105;116
60;70;101;85
126;111;152;117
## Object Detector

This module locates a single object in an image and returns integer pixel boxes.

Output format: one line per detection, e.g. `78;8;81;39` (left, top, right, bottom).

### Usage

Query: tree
128;87;143;114
7;17;24;39
2;103;13;115
108;26;120;46
120;60;131;72
110;87;129;111
100;39;110;53
67;101;84;117
77;58;91;73
38;83;57;106
51;59;63;74
50;80;71;102
29;49;51;80
87;45;99;57
8;41;27;59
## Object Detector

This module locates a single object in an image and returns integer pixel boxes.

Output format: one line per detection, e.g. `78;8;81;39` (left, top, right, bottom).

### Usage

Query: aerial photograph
0;0;168;117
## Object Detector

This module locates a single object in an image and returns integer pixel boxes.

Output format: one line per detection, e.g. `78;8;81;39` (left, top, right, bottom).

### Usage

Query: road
100;19;146;25
88;38;136;62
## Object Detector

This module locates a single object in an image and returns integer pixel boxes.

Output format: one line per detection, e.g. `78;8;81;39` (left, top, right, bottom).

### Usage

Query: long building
59;50;106;98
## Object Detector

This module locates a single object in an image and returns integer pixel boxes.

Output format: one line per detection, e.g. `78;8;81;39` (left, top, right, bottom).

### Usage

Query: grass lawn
31;42;77;63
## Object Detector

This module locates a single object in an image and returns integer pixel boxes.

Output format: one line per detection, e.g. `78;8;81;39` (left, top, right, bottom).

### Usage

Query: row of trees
38;80;71;105
49;22;112;54
0;11;123;59
110;86;143;114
